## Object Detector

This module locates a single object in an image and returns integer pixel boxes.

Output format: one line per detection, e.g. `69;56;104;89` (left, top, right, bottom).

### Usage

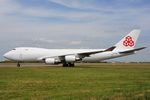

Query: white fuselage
3;47;130;63
3;29;144;67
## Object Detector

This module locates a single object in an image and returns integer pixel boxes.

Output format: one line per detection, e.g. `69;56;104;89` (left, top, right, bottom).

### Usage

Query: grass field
0;63;150;100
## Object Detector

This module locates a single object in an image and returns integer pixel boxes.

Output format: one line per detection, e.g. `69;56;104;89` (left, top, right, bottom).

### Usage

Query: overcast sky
0;0;150;62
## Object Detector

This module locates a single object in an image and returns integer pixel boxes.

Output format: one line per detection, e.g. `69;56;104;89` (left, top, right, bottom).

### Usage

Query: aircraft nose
3;52;11;59
3;51;20;61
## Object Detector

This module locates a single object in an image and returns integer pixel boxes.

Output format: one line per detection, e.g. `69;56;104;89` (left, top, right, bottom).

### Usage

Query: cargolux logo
123;36;134;47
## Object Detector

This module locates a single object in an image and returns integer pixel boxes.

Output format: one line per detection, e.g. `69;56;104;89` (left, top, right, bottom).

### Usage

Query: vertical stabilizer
114;29;141;51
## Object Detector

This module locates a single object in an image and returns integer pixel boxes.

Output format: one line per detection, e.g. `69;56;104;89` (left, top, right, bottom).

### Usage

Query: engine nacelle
45;58;60;64
65;55;80;62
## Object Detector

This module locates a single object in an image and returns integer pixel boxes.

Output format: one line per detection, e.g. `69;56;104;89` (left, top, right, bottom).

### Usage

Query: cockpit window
12;49;16;50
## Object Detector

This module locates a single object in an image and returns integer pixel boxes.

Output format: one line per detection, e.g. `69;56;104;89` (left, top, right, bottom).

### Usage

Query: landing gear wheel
68;63;75;67
17;62;20;67
63;63;75;67
63;63;68;67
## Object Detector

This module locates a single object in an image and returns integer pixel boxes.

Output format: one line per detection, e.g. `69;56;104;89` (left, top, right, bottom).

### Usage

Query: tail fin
114;29;141;51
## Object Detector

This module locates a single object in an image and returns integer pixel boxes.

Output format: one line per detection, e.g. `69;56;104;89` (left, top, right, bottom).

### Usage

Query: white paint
3;30;145;66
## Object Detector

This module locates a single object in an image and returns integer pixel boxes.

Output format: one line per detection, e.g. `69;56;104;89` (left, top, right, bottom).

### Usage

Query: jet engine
65;55;80;62
45;58;60;64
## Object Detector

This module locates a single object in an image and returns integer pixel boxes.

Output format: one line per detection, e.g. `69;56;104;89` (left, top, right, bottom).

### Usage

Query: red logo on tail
123;36;134;47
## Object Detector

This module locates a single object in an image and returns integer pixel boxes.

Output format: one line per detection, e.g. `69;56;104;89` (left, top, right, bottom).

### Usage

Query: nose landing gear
17;62;20;67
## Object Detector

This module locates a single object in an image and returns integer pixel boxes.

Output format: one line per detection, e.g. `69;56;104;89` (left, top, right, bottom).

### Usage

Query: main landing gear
63;63;75;67
17;62;20;67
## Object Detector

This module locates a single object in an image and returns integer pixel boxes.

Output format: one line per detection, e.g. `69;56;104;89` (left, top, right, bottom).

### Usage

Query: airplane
3;29;146;67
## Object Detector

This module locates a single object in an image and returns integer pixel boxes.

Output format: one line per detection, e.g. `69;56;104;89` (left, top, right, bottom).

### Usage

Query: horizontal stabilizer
119;47;146;54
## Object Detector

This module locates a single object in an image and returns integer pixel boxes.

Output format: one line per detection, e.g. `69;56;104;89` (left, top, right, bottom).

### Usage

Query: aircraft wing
77;46;116;57
40;46;116;61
